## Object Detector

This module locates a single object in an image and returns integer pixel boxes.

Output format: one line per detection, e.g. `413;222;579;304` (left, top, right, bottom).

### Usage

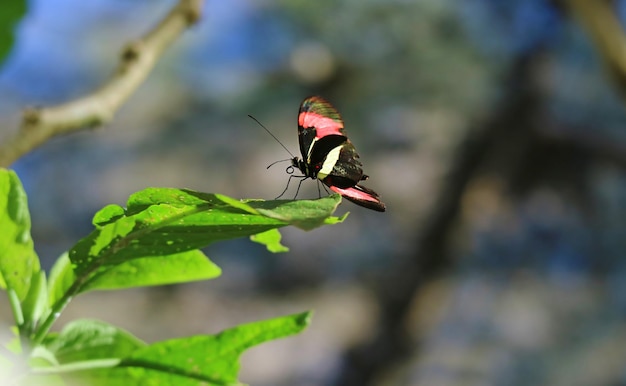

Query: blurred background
2;0;626;385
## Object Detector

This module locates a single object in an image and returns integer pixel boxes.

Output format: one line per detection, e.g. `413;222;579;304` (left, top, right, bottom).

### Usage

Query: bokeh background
2;0;626;385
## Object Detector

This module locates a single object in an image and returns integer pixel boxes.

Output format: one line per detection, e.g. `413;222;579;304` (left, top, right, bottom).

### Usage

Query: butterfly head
291;157;312;178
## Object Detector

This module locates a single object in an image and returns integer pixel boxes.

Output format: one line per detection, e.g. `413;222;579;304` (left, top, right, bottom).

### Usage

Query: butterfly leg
275;174;307;200
293;176;308;199
275;174;296;199
316;180;330;198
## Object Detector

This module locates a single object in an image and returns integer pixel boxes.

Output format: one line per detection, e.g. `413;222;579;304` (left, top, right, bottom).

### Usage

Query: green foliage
0;0;26;64
0;170;43;338
50;313;311;386
0;169;344;385
0;170;39;299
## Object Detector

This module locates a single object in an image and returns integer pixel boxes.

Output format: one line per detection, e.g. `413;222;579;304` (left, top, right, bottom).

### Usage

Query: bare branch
563;0;626;97
0;0;203;167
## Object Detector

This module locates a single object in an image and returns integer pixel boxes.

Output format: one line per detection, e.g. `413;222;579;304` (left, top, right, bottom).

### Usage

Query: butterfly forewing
298;96;346;163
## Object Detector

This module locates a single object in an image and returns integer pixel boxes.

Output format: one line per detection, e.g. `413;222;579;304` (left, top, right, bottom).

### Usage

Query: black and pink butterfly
256;96;385;212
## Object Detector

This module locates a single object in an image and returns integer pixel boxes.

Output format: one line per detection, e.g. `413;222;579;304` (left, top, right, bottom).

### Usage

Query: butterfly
290;96;386;212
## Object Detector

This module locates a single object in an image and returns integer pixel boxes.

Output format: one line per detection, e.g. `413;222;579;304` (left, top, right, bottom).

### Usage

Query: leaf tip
295;311;313;328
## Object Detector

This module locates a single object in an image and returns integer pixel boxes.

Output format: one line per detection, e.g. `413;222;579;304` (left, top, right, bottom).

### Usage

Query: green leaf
62;312;312;385
0;169;40;301
126;188;235;213
8;288;23;326
48;250;221;303
43;319;146;364
47;253;74;308
250;229;289;253
82;250;221;292
21;270;48;330
247;194;345;230
29;345;59;367
71;195;278;274
0;0;26;64
68;188;341;294
92;204;125;226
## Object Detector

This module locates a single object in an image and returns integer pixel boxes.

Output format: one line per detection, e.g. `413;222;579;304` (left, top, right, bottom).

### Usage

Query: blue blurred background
2;0;626;385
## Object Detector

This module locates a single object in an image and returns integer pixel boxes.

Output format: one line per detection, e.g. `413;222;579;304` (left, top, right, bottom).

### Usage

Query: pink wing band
298;112;343;138
330;186;380;203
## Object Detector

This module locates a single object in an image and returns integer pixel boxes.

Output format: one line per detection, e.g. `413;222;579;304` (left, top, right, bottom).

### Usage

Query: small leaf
29;346;59;367
48;250;221;301
44;319;146;364
0;169;40;301
125;187;226;213
92;204;125;226
248;194;343;230
81;250;221;292
70;199;283;275
21;270;48;330
0;0;26;64
250;229;289;253
47;253;74;308
325;211;349;225
8;288;23;326
68;188;342;294
63;312;312;385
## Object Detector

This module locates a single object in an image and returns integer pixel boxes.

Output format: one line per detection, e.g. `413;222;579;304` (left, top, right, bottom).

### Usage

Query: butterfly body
293;96;385;212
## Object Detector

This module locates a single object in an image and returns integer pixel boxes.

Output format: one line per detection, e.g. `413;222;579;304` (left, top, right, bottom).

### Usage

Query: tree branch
0;0;203;167
562;0;626;98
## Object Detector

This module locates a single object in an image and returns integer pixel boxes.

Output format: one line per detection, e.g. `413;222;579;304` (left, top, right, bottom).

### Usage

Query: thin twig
0;0;203;167
563;0;626;97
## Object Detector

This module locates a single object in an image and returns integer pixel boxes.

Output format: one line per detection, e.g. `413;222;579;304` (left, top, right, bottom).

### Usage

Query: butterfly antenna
248;115;295;158
266;158;291;170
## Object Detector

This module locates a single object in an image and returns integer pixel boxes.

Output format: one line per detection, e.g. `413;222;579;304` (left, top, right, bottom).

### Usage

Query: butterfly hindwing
329;184;386;212
318;141;364;186
307;135;347;168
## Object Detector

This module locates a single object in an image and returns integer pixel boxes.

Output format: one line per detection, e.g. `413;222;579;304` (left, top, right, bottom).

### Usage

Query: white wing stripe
317;145;342;180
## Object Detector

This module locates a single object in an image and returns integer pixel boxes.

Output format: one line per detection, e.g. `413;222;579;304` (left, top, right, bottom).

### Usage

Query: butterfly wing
298;96;346;163
297;95;386;212
329;184;386;212
318;141;364;187
321;142;385;211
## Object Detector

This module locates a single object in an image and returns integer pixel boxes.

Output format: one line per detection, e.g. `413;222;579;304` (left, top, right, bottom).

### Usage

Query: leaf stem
30;277;84;345
30;358;121;374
